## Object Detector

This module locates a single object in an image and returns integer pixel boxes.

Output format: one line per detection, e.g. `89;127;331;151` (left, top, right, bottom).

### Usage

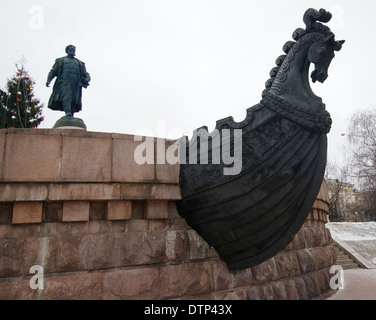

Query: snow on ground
327;222;376;241
326;222;376;265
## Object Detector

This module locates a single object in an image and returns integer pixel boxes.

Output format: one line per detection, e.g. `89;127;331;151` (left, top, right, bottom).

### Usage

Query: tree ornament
1;61;44;129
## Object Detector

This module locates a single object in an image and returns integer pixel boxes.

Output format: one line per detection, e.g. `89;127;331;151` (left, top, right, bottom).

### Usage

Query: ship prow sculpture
177;8;345;270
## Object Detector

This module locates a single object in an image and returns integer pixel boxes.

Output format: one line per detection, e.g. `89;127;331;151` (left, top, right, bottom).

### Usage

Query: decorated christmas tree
0;59;44;128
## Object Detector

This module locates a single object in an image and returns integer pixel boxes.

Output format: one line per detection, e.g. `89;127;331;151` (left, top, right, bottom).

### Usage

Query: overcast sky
1;0;375;166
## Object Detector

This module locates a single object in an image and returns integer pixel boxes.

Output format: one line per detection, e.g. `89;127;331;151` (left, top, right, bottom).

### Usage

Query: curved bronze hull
177;103;327;269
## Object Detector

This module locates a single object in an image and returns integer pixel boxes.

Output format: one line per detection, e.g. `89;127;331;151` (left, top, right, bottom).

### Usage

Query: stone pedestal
0;129;335;300
53;115;87;130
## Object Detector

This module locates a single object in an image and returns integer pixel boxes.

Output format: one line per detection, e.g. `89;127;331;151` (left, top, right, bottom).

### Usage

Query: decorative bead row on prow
262;39;295;98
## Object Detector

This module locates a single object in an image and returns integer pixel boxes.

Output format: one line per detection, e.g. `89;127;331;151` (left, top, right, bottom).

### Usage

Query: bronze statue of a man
46;45;90;117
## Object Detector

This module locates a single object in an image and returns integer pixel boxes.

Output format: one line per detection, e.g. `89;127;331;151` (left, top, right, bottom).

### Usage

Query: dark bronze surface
177;8;344;270
46;45;91;117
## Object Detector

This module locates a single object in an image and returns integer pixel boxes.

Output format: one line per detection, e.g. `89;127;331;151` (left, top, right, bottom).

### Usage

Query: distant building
326;179;371;221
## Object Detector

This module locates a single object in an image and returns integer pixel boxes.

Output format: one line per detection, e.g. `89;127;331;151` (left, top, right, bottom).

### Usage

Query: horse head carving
309;34;345;83
264;8;345;114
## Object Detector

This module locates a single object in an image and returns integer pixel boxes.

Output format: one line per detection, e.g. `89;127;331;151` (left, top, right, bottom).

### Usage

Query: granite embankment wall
0;129;336;299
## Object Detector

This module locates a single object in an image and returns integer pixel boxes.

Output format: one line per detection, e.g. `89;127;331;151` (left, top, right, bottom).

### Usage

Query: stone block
0;238;24;277
145;200;168;219
311;228;325;247
0;278;37;300
0;204;13;224
23;235;89;274
143;230;167;264
62;201;90;222
155;139;180;183
216;289;248;300
296;249;315;274
5;128;61;137
274;251;300;278
313;199;329;212
61;136;112;181
42;272;103;300
89;202;106;221
110;132;135;140
232;267;253;288
310;247;331;270
60;130;111;139
317;180;330;203
211;260;233;291
43;203;63;222
22;236;56;274
128;219;149;231
53;236;88;272
286;228;306;250
312;208;319;220
304;227;315;248
0;183;49;202
0;132;6;180
302;274;320;299
244;286;262;300
294;277;308;300
159;261;213;299
165;230;190;262
103;267;161;299
87;232;144;270
107;201;131;220
3;133;61;181
121;183;181;200
149;219;169;230
312;269;329;295
112;138;155;182
168;201;181;218
284;279;300;300
12;202;43;224
188;229;212;260
131;200;144;219
48;183;121;201
251;258;277;284
260;281;287;300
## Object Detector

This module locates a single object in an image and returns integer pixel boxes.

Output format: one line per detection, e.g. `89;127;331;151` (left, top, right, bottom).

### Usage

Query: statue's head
65;45;76;56
308;34;345;83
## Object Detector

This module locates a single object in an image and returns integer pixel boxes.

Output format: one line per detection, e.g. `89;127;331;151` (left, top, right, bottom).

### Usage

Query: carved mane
263;8;335;98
